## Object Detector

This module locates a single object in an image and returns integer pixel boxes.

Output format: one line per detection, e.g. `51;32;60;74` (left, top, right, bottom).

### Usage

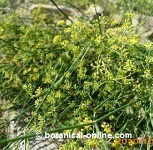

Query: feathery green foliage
0;11;153;149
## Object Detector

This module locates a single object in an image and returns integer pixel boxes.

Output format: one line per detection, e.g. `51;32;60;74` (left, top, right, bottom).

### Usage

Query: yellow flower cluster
112;139;121;148
53;35;62;44
128;35;140;44
144;42;152;48
95;35;104;45
85;139;100;148
57;20;65;26
123;60;136;71
111;45;120;50
80;100;91;111
101;122;112;133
